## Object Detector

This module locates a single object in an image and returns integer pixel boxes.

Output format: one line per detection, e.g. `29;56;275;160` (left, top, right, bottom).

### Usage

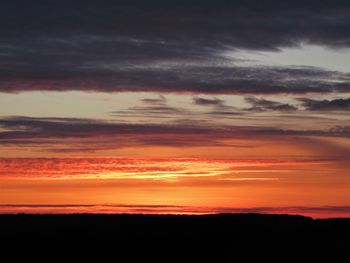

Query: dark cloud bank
245;97;298;112
1;116;350;152
1;0;350;94
299;98;350;111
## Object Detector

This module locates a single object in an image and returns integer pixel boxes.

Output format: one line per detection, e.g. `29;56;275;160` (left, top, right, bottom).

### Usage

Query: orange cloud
0;157;328;180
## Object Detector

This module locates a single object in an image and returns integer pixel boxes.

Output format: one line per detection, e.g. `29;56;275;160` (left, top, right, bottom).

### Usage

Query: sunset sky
1;0;350;218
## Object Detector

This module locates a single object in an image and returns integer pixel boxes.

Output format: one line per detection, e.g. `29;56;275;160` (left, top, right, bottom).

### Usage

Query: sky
0;0;350;218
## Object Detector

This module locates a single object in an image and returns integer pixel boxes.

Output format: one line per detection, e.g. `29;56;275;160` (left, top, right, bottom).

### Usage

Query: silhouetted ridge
1;214;348;261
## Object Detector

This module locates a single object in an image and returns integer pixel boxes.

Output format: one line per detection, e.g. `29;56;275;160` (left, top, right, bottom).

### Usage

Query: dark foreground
1;214;349;261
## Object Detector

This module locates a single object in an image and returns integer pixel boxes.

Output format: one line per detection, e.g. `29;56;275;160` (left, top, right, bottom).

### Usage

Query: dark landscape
1;214;349;261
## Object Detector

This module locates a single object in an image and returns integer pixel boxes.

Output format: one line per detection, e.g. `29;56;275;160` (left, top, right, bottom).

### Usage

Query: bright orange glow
1;157;349;218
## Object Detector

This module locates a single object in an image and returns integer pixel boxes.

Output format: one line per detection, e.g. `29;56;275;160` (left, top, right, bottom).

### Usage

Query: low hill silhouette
1;214;349;261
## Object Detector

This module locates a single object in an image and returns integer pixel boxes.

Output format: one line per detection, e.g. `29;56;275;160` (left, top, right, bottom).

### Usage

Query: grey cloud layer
193;97;225;106
245;97;298;112
300;98;350;111
1;0;350;94
1;116;350;152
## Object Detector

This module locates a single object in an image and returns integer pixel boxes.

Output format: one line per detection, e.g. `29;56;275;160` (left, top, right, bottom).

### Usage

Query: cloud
245;97;298;112
111;105;185;118
1;61;349;95
0;116;350;153
1;157;324;182
0;116;227;151
1;204;349;218
0;65;343;94
1;1;350;93
141;95;167;105
299;98;350;111
0;116;349;140
193;97;225;106
192;96;244;116
110;96;188;118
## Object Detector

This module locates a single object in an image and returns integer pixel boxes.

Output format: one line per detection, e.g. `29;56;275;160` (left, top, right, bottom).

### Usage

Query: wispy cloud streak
1;204;349;218
0;157;327;180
